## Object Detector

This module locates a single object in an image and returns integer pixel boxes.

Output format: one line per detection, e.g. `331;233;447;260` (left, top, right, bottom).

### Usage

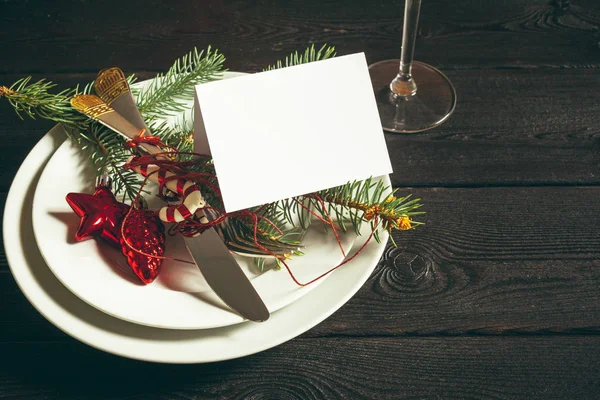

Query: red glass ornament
120;208;165;284
65;186;130;247
66;185;166;285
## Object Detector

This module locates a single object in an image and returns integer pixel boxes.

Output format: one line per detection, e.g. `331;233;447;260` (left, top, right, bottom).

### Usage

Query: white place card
194;52;392;212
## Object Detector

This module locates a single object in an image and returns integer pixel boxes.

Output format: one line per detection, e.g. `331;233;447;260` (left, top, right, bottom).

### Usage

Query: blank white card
194;52;393;212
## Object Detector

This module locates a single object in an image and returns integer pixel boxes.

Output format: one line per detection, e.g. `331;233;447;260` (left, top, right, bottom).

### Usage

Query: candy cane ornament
127;158;208;224
69;94;210;226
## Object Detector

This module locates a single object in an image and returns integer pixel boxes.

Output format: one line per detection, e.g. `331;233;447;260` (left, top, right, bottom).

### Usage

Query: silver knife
71;91;270;322
185;211;269;322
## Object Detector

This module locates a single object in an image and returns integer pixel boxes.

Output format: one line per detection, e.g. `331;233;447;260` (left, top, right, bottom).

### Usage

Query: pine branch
264;44;337;71
80;123;143;202
0;78;89;133
262;178;423;248
0;76;145;200
137;46;225;117
0;47;222;202
318;178;424;244
147;118;195;154
1;44;424;264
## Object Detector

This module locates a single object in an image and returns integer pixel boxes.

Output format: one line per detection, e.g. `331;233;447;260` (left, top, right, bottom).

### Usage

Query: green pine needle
0;44;423;262
264;44;337;71
137;46;225;117
1;77;88;133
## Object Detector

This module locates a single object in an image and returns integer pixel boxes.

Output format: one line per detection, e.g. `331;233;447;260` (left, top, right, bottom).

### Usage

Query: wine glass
369;0;456;133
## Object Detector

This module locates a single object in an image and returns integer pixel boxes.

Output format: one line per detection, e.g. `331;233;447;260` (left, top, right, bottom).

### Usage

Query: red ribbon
124;129;177;152
122;144;376;287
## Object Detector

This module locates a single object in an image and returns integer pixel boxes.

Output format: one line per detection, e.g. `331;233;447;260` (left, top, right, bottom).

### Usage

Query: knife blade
71;91;270;321
184;229;270;322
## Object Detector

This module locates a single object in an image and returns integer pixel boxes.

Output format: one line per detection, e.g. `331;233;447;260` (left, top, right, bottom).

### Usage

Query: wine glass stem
390;0;421;97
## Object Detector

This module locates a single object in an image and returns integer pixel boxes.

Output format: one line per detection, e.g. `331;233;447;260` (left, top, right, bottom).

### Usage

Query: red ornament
120;208;165;284
65;185;130;247
66;185;166;285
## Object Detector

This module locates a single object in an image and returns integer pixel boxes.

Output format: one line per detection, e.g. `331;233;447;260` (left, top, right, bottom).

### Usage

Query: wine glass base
369;60;456;133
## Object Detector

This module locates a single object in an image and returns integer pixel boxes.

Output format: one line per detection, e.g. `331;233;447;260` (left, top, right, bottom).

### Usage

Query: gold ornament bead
363;205;381;221
397;216;412;230
0;86;16;97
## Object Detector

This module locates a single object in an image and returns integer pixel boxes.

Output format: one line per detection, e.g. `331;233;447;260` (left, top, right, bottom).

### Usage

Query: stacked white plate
3;73;389;363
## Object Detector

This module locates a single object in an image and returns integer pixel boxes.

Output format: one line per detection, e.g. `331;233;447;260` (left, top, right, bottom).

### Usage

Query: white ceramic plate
4;124;390;363
30;71;355;329
32;137;355;329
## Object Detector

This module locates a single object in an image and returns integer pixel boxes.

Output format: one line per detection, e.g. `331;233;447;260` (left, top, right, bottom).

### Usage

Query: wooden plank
387;67;600;187
0;0;599;73
0;1;598;398
2;186;600;341
1;68;600;191
0;336;598;399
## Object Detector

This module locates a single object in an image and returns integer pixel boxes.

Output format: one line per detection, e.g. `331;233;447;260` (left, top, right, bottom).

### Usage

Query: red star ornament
65;185;130;247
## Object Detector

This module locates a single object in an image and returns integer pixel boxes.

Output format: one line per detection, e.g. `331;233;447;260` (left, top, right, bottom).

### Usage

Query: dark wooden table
2;0;600;398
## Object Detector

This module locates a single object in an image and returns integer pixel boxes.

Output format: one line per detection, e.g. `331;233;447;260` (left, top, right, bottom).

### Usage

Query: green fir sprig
0;77;89;133
137;46;225;117
264;44;337;71
0;48;223;200
0;44;423;262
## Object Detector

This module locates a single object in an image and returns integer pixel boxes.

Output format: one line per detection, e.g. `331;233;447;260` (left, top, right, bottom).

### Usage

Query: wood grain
2;186;599;341
1;0;600;397
1;0;600;73
310;186;600;336
0;336;599;399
